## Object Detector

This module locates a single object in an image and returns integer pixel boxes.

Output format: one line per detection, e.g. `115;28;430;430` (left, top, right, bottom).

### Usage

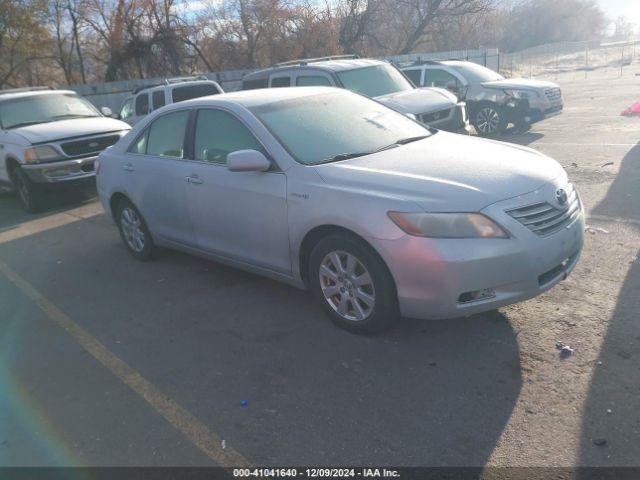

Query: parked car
118;76;224;125
401;60;564;136
241;56;470;134
0;87;131;212
97;87;584;333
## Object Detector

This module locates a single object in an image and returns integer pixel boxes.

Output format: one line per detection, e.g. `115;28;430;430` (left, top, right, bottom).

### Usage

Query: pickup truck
0;87;131;212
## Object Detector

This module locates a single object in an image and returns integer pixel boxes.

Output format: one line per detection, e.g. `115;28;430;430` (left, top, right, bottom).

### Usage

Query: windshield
250;91;430;165
0;93;100;129
449;63;504;83
336;64;414;98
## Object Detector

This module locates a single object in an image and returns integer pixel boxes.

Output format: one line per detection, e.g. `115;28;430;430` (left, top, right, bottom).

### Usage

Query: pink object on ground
621;101;640;116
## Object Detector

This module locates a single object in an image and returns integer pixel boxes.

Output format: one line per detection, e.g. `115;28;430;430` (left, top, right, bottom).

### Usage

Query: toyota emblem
555;188;568;205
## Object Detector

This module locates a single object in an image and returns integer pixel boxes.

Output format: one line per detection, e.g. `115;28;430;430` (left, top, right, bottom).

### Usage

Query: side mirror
227;150;271;172
101;106;113;117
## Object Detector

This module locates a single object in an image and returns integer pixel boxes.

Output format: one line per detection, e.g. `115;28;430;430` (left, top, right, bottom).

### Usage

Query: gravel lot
1;62;639;468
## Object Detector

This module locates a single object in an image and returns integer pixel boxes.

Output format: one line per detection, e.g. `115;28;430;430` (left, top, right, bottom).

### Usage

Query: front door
184;108;290;274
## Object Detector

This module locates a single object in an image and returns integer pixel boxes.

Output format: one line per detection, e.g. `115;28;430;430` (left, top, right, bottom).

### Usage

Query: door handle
186;175;203;185
123;163;134;172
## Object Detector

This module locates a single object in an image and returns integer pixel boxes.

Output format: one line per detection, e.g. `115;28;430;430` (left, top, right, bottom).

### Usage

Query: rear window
171;83;221;103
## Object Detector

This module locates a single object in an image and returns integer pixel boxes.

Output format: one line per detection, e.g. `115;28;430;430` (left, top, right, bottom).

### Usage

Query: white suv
118;77;224;125
0;87;131;212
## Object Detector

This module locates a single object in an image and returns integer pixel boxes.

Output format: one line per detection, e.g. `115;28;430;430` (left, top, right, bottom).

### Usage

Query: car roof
134;79;220;95
244;58;387;80
173;86;346;109
0;89;77;102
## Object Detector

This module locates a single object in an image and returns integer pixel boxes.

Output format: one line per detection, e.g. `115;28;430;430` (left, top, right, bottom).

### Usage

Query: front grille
544;88;561;102
506;184;580;236
61;134;120;157
420;108;452;124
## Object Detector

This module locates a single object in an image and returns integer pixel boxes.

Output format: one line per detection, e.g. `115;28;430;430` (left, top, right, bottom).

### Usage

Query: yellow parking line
0;258;251;467
0;202;103;245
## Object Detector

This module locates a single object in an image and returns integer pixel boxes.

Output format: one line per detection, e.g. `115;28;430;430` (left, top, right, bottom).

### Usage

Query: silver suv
242;56;470;134
118;77;224;126
401;60;563;136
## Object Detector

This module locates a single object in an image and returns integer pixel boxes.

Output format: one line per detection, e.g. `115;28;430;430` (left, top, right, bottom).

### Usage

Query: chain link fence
498;39;640;79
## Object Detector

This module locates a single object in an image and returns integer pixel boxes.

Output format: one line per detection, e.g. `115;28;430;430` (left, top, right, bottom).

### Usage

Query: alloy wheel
120;207;146;253
476;107;500;134
319;250;375;322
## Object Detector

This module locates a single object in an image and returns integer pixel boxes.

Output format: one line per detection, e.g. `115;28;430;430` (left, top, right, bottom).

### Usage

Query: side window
146;110;190;158
296;76;332;87
135;93;149;116
128;129;148;154
425;69;460;89
152;90;165;110
120;98;134;119
194;109;264;164
243;78;268;90
271;76;291;88
403;69;422;86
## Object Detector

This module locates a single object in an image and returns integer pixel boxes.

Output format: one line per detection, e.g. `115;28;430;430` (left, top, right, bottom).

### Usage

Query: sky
597;0;640;25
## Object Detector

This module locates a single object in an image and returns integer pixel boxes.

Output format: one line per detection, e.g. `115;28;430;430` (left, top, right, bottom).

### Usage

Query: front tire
116;199;157;261
473;103;507;137
308;233;399;334
10;167;46;213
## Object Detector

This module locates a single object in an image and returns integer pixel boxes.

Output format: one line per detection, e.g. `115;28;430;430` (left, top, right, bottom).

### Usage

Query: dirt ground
0;61;639;468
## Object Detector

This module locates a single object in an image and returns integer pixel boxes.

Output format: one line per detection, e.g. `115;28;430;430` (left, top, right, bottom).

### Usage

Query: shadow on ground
0;185;96;231
579;143;640;466
0;208;523;466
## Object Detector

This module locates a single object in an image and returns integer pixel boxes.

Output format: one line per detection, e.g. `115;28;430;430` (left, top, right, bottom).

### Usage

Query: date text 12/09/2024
233;469;400;478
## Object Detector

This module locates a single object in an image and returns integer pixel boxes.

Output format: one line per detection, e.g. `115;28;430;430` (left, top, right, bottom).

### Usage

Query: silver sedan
96;87;584;333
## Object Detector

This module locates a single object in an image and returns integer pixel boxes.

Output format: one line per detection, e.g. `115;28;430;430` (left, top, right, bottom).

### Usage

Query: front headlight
388;212;508;238
24;146;63;164
504;89;534;100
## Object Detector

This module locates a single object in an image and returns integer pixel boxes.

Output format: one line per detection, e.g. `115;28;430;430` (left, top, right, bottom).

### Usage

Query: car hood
482;78;559;91
313;131;566;212
374;87;457;115
12;117;131;144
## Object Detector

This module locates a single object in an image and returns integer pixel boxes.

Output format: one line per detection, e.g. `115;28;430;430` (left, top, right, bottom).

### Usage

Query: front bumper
370;183;585;320
506;95;564;126
22;156;97;183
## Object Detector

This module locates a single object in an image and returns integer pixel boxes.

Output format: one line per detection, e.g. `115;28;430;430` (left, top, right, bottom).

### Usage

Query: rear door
121;109;195;246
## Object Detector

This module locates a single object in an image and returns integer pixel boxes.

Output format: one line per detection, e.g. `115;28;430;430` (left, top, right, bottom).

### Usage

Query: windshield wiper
315;152;372;164
51;114;98;120
375;135;430;152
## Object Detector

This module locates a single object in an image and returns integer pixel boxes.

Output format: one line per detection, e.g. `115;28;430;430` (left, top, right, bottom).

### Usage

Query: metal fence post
620;46;624;76
585;48;588;78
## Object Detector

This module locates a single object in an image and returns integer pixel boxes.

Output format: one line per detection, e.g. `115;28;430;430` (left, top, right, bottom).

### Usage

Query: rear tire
308;233;399;334
10;167;46;213
472;103;507;137
116;198;157;261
